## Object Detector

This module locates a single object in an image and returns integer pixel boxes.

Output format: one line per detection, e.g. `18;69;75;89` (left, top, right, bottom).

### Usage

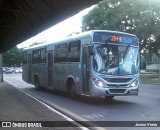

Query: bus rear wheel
68;82;76;98
34;77;40;90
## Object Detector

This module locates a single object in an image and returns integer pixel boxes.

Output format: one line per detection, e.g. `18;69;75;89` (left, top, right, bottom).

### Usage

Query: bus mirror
88;46;94;55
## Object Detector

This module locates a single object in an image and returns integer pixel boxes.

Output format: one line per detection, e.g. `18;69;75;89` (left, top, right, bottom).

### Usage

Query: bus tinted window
68;40;81;62
93;32;138;46
32;48;46;64
55;43;67;63
23;52;27;64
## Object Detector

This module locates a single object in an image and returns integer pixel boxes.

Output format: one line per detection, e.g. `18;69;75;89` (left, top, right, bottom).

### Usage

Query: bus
22;30;139;99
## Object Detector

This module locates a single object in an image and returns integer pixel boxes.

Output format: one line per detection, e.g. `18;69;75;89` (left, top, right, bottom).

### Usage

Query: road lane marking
83;114;104;119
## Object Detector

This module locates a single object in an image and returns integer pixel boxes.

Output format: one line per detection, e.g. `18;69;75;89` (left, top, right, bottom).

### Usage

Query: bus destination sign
93;32;138;46
111;36;121;42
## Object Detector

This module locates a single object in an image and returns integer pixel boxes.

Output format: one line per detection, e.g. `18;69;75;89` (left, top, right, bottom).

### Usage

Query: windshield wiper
99;68;108;74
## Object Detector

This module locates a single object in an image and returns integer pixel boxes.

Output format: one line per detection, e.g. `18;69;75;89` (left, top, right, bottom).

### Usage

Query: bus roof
23;30;137;51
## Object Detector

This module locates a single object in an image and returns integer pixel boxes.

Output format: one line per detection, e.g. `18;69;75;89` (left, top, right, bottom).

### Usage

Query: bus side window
23;52;27;64
40;48;46;63
68;40;81;62
32;48;46;64
55;43;67;63
33;49;40;63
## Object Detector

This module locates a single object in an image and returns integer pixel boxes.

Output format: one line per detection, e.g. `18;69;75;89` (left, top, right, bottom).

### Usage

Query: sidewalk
140;70;158;74
0;81;81;129
140;70;160;85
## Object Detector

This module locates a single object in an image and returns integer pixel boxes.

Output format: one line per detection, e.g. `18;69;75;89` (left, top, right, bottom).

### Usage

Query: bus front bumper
90;85;139;97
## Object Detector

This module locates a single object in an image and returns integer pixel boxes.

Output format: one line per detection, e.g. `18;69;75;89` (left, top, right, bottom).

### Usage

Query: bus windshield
93;43;139;75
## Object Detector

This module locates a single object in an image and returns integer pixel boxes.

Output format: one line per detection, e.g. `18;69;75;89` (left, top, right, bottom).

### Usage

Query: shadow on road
76;96;137;106
23;87;137;107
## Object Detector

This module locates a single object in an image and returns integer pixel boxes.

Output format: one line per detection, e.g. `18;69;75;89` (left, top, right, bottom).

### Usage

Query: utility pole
0;54;3;82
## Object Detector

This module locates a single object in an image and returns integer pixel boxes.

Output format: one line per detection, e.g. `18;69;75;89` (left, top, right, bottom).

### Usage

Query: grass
140;74;160;84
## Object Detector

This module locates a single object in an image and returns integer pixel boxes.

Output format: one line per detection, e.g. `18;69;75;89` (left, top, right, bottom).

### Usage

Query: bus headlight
97;80;104;87
130;79;139;87
92;77;105;88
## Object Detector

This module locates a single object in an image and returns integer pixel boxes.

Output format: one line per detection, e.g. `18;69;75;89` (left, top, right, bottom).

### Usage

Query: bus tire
105;96;114;100
68;82;76;99
34;76;40;90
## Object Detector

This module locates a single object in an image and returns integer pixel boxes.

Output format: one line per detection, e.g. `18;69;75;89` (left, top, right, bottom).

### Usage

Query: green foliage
2;46;22;67
82;0;160;56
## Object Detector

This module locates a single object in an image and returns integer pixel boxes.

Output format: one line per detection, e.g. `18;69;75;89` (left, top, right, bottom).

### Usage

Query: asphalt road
3;73;160;130
0;80;83;130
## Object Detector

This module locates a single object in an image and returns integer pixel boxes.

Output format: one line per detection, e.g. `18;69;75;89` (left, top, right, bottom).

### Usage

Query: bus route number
111;36;121;42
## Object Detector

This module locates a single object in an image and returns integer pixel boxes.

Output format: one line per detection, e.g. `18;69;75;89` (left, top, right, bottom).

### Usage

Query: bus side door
82;46;90;94
47;51;54;88
27;54;32;83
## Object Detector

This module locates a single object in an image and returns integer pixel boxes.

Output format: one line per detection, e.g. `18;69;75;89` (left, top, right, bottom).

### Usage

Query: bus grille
107;84;128;88
109;89;126;94
104;78;132;83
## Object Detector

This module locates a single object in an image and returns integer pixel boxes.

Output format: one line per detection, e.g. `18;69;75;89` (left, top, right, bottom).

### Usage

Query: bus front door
47;51;54;88
82;46;89;95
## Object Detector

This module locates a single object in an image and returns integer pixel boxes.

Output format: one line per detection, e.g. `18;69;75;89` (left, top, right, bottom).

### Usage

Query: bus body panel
31;63;47;87
22;64;28;83
53;63;81;92
22;50;32;84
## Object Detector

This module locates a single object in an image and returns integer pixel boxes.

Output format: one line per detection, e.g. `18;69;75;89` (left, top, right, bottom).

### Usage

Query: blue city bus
22;30;139;99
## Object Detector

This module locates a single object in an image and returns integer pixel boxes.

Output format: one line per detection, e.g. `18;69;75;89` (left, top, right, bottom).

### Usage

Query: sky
17;6;95;48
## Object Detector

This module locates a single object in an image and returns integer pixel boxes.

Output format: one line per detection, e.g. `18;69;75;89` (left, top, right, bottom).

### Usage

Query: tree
82;0;160;56
2;46;22;67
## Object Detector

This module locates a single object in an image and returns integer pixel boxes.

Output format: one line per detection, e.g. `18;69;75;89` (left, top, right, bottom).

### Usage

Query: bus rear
89;31;139;98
